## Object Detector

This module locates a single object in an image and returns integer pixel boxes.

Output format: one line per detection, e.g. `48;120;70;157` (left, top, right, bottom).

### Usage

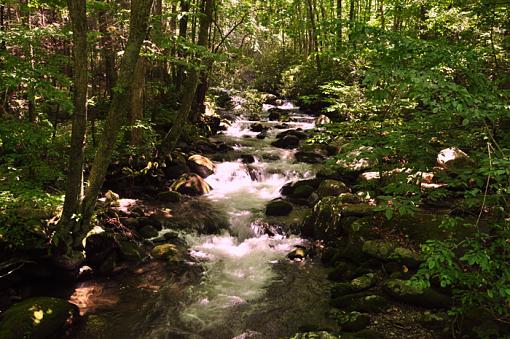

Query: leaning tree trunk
77;0;154;245
58;0;88;247
160;0;214;155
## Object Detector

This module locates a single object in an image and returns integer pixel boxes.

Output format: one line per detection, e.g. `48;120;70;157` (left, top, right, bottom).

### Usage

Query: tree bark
129;57;145;146
336;0;342;49
77;0;154;243
59;0;88;238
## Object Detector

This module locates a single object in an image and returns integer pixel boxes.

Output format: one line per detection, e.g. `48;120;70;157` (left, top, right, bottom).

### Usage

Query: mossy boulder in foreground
0;297;78;339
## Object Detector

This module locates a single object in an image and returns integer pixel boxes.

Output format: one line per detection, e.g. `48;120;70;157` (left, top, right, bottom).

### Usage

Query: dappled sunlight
69;282;119;316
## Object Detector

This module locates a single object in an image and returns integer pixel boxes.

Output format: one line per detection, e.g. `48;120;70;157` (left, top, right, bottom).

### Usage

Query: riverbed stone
250;123;267;132
266;200;293;216
383;279;451;308
276;129;308;140
188;155;216;178
388;247;421;268
271;135;300;149
151;243;179;260
315;180;350;198
84;229;116;267
0;297;78;339
302;196;344;239
341;204;376;217
171;173;212;196
288;246;306;260
117;239;142;261
349;294;391;313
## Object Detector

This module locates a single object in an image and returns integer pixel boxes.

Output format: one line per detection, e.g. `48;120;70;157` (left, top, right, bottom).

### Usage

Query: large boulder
171;173;212;196
331;273;377;298
315;180;350;198
84;227;116;269
162;154;189;180
271;135;300;149
0;297;78;339
301;196;344;239
383;279;451;308
187;155;216;178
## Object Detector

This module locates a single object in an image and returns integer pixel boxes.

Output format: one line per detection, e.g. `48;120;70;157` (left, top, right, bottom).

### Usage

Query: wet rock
98;252;118;275
327;261;357;281
288;246;307;260
187;155;216;178
315;180;350;198
138;225;158;239
383;279;451;308
295;151;325;164
171;200;230;234
290;185;315;200
362;240;396;260
271;135;300;149
276;129;308;140
171;173;212;196
437;147;473;171
268;109;282;121
281;179;322;196
240;154;256;164
156;191;182;203
266;199;293;216
263;93;278;104
250;123;268;133
256;131;267;139
335;311;370;332
0;297;78;339
274;123;290;129
315;114;331;126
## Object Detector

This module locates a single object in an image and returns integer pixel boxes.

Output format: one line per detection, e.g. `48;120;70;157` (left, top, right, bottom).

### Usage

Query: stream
70;103;338;339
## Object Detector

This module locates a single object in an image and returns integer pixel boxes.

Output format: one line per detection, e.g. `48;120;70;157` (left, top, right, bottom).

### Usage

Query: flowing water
70;103;337;339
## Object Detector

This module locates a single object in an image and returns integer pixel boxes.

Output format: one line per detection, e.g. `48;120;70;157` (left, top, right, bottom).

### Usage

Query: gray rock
316;180;350;198
266;200;293;216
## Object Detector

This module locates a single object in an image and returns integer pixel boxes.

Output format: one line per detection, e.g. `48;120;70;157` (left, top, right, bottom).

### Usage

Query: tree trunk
160;0;213;154
336;0;342;49
58;0;88;241
175;0;190;91
77;0;154;243
129;57;145;146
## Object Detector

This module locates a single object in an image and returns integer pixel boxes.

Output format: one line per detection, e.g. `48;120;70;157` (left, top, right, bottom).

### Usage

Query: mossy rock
348;295;390;313
341;329;384;339
331;292;371;309
335;311;370;332
338;193;364;204
328;260;357;281
362;240;396;260
266;200;293;216
315;180;350;199
305;196;344;239
383;279;451;308
0;297;78;339
151;243;179;260
342;217;375;239
388;247;420;268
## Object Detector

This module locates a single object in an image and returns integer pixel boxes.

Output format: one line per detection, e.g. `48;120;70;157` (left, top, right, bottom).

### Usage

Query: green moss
0;297;78;339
